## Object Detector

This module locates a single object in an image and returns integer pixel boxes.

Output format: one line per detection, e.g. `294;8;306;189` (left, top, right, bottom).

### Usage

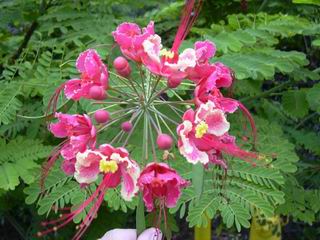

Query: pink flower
98;144;140;201
99;228;162;240
112;21;154;62
194;83;257;144
195;40;216;64
194;85;239;113
64;49;109;101
74;150;102;184
195;101;230;137
207;62;233;89
177;102;257;168
40;144;140;240
141;34;197;87
48;113;96;175
138;163;188;212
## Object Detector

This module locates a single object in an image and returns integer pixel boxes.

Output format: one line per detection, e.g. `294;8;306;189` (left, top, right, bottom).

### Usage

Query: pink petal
138;228;162;240
99;229;137;240
205;109;230;136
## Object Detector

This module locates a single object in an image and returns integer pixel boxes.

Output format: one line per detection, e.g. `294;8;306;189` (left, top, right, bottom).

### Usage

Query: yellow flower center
195;121;208;138
99;159;118;174
160;48;174;59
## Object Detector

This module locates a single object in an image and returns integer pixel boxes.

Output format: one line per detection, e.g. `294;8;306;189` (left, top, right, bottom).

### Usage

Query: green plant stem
98;109;136;132
147;76;162;102
142;111;149;163
108;86;137;98
148;86;169;104
4;213;27;240
258;0;268;11
109;71;141;98
138;65;147;99
154;112;178;142
150;107;179;125
122;110;143;147
153;111;162;133
87;104;118;114
295;112;319;129
240;81;291;102
147;112;158;161
147;112;160;134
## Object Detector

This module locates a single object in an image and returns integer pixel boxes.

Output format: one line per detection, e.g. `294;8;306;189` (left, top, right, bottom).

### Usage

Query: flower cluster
41;1;258;239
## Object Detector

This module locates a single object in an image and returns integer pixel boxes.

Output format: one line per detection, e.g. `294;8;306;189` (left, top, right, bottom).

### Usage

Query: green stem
98;109;136;132
240;81;291;102
147;112;158;161
4;213;27;240
295;112;319;129
122;110;143;147
147;76;162;102
142;111;149;163
150;107;179;125
109;71;141;98
155;113;178;142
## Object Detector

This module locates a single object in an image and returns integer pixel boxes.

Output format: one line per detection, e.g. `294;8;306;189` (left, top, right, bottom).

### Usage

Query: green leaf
186;193;221;227
293;0;320;6
0;83;22;125
220;202;251;232
312;39;320;48
306;83;320;113
0;137;51;190
192;163;204;201
136;193;146;235
282;90;309;118
255;118;299;173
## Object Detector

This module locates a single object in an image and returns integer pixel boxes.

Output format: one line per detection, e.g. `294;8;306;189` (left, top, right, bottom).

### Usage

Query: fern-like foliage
24;166;138;223
170;117;300;230
0;83;22;125
0;137;51;190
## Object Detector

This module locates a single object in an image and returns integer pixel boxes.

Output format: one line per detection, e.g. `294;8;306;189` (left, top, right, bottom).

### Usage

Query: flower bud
114;56;128;70
121;121;133;132
167;76;183;88
118;64;132;78
156;134;173;150
94;110;110;123
113;56;131;77
89;86;106;100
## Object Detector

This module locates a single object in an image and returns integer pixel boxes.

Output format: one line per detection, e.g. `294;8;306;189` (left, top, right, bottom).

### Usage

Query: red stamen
46;83;66;121
38;174;112;239
40;139;69;191
238;102;257;147
171;0;203;52
204;136;258;166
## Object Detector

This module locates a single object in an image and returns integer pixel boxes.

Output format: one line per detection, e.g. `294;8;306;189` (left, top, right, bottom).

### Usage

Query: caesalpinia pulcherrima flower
41;0;260;238
177;101;257;169
42;113;96;181
40;145;139;239
138;163;188;212
47;49;108;113
112;21;155;62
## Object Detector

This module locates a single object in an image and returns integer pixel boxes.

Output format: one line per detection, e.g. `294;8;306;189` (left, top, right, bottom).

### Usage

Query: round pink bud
167;76;183;89
113;56;129;71
89;86;106;100
118;64;132;78
156;134;173;150
94;110;110;123
121;121;132;132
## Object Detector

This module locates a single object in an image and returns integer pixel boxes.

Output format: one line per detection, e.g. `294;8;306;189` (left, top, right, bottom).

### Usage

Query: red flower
138;163;188;211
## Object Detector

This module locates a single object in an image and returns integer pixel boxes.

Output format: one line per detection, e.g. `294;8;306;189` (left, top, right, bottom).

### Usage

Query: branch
10;21;38;63
240;81;291;102
9;0;52;64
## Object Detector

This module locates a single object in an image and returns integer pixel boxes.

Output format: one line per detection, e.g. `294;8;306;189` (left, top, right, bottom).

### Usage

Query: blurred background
0;0;319;239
